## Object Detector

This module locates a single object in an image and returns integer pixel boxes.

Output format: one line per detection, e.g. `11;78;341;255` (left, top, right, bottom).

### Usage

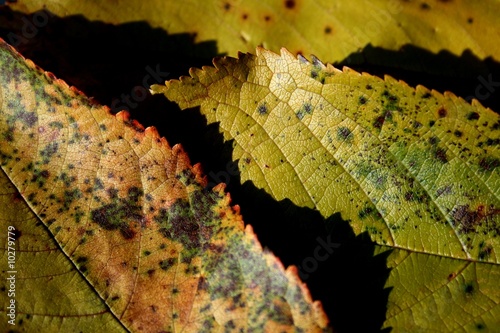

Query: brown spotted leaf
155;48;500;330
0;40;329;332
6;0;500;62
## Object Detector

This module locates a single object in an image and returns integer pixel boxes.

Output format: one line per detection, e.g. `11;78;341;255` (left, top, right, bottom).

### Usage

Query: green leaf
155;47;500;330
0;168;126;332
0;40;329;332
7;0;500;62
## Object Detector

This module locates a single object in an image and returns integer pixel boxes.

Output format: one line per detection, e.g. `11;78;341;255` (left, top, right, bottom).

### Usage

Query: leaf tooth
144;125;160;140
115;110;143;130
297;53;310;64
213;54;240;72
68;84;87;97
341;66;360;75
383;74;398;83
443;90;458;99
149;83;167;95
416;84;432;95
279;47;296;60
285;265;329;328
255;46;266;57
310;54;325;69
325;63;342;74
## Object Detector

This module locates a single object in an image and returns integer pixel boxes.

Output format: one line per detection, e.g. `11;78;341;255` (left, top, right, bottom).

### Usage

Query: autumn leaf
6;0;500;62
0;40;330;332
155;47;500;331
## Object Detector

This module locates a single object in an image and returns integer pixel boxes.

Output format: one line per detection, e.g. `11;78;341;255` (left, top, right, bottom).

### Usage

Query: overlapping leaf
0;40;329;332
6;0;500;62
156;47;500;330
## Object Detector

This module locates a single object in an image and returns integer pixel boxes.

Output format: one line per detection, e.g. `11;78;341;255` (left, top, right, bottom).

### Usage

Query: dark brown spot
464;283;474;295
429;136;439;145
197;276;209;291
90;187;143;239
284;0;296;9
223;2;231;10
434;148;448;163
337;127;353;141
257;103;268;115
40;142;59;163
373;116;385;129
438;107;447;118
420;3;431;10
478;243;492;260
324;26;332;34
479;157;500;172
242;13;248;20
159;258;176;271
467;112;480;120
451;205;484;233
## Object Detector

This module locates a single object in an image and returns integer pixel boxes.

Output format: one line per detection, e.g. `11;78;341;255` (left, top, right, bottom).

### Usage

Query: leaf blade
157;47;500;330
157;48;500;263
7;0;500;62
0;40;329;332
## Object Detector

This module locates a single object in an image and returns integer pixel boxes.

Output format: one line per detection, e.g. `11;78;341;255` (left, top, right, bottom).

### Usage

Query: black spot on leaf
373;116;385;129
295;103;313;120
429;136;439;145
76;256;88;264
420;3;431;10
467;112;480;120
90;186;144;239
438;107;447;118
464;283;474;295
40;142;59;163
284;0;296;9
257;103;268;115
337;127;353;142
479;157;499;172
434;148;448;163
478;242;493;260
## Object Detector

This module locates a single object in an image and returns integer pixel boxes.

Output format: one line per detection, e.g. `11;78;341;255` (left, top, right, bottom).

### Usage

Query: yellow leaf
156;47;500;331
7;0;500;61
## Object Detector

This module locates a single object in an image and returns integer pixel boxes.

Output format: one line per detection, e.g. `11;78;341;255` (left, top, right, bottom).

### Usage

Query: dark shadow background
1;6;499;333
